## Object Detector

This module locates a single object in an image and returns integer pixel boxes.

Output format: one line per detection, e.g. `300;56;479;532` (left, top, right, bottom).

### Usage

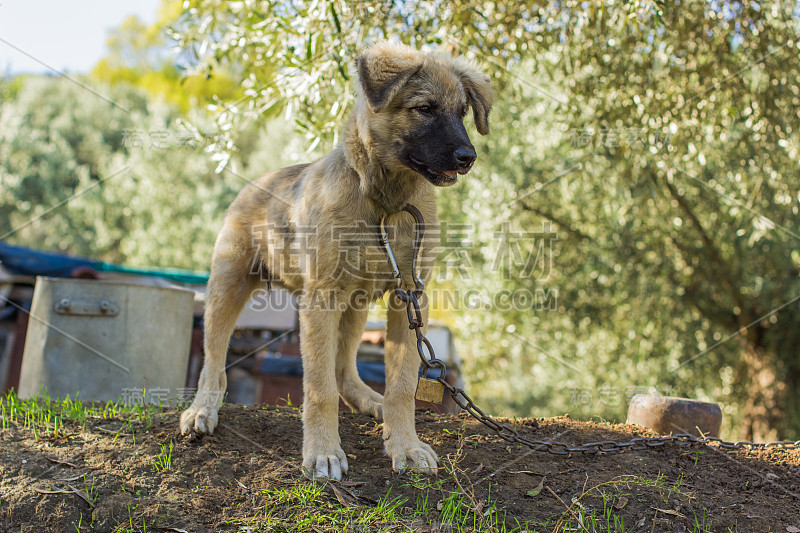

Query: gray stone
626;394;722;437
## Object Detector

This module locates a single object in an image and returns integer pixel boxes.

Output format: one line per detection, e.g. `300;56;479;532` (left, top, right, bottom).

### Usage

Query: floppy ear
356;43;423;112
452;57;493;135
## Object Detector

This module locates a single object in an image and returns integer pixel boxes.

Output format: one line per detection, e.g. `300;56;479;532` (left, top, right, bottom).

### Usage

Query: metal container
18;277;194;404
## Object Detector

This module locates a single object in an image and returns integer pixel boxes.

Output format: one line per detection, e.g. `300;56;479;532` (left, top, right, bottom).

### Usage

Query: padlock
415;376;445;403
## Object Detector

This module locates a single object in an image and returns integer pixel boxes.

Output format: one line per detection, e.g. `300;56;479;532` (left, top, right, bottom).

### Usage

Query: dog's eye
414;105;433;115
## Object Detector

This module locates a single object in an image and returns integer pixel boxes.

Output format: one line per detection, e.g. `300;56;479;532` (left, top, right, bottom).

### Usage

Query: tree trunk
739;343;785;442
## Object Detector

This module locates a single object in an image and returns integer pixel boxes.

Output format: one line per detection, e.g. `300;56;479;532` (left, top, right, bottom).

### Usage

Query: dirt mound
1;404;798;532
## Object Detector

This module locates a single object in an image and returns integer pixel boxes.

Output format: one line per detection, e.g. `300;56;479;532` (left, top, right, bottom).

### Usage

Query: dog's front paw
386;437;438;475
303;446;349;480
180;393;223;435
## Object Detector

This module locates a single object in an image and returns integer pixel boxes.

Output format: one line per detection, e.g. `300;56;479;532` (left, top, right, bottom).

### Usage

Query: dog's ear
357;43;423;113
452;57;493;135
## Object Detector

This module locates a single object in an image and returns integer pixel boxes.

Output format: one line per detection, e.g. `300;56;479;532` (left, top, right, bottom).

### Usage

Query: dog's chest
257;221;426;291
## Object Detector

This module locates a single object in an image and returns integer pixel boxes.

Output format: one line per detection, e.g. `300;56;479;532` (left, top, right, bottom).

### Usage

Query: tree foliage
0;76;308;269
91;4;243;114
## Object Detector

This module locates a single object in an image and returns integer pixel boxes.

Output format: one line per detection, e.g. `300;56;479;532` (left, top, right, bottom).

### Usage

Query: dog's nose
455;146;477;169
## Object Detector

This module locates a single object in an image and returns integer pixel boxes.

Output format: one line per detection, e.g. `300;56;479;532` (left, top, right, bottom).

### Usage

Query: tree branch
662;176;747;317
517;201;592;241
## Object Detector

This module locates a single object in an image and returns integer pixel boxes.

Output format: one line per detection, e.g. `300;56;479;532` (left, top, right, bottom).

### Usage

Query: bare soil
1;404;798;532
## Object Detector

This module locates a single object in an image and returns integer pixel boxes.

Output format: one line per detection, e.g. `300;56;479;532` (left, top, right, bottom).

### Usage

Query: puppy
180;42;492;479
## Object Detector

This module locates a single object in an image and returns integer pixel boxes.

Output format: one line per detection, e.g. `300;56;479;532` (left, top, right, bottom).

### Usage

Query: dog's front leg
300;289;348;479
383;291;438;474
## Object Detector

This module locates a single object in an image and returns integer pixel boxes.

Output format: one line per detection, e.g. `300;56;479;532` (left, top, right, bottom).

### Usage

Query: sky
0;0;161;75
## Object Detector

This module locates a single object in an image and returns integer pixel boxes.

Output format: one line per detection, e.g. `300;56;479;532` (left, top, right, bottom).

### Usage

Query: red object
2;303;29;393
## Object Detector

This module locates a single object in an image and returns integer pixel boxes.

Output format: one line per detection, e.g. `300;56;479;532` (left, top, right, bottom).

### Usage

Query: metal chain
380;204;800;455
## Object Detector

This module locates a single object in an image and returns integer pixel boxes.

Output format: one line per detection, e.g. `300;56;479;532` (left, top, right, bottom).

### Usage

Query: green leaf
526;476;545;498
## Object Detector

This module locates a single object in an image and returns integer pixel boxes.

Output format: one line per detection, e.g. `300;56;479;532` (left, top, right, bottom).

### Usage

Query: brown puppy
180;42;492;479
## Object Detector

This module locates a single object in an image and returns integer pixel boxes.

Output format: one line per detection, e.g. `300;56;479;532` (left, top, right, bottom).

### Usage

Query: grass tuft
154;440;174;472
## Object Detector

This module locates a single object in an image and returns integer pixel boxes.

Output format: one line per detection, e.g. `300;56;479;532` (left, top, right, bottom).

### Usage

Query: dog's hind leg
181;221;260;436
336;305;384;418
